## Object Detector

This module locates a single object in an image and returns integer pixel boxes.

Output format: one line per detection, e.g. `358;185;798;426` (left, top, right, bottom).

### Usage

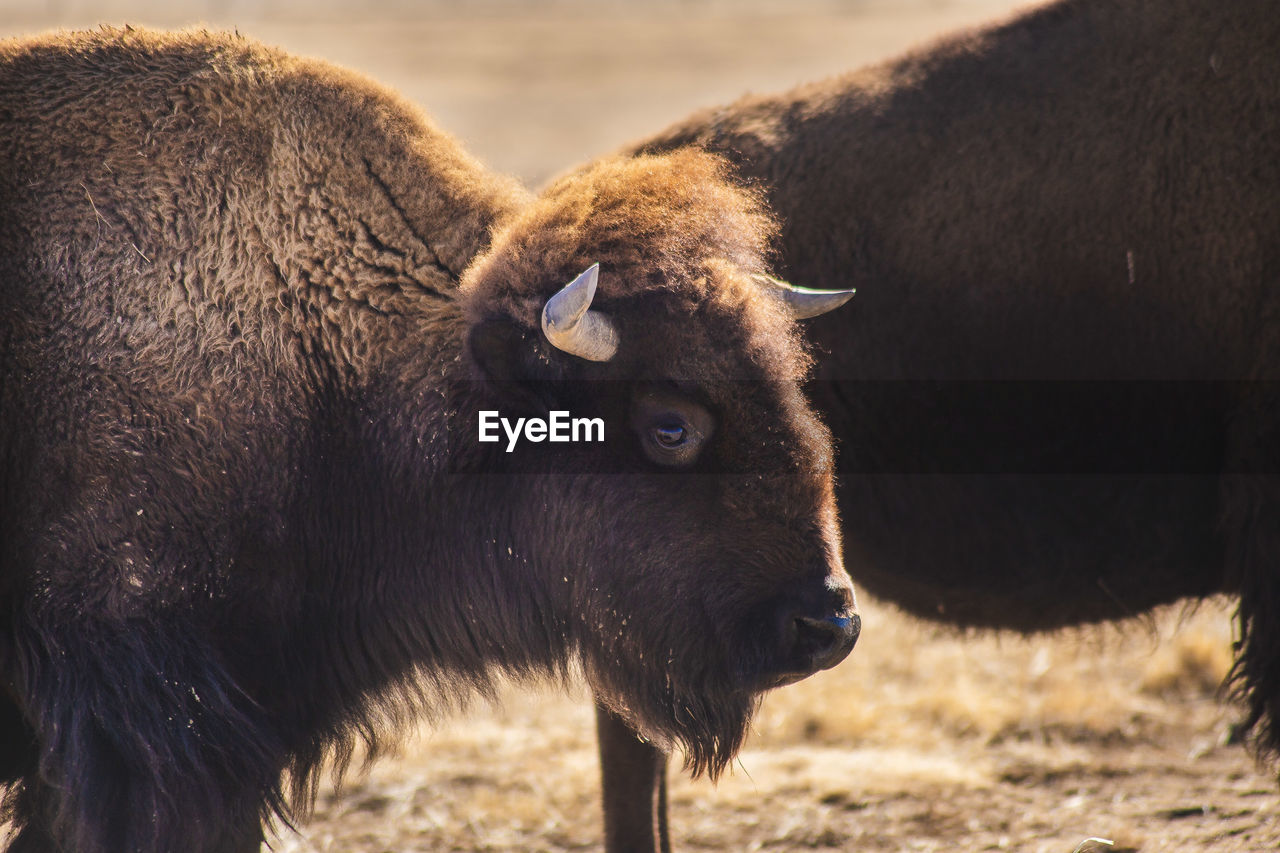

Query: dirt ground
4;1;1278;850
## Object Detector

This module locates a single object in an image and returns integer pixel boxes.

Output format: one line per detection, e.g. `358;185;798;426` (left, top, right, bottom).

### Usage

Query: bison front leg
3;776;58;853
5;785;264;853
0;774;272;853
5;615;283;853
595;702;670;853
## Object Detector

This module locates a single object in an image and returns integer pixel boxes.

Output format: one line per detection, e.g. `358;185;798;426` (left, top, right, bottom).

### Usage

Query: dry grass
258;595;1277;852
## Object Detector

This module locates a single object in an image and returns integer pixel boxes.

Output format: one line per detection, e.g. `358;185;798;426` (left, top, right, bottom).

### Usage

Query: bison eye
643;418;703;466
632;387;715;468
652;423;687;448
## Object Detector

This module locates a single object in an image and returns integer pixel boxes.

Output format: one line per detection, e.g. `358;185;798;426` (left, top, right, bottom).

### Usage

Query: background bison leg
595;702;670;853
1222;381;1280;764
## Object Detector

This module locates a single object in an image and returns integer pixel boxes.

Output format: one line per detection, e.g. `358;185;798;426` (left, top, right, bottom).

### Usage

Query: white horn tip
541;263;619;361
752;273;855;319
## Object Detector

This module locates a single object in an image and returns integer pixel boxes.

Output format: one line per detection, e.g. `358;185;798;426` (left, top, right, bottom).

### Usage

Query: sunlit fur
0;28;850;852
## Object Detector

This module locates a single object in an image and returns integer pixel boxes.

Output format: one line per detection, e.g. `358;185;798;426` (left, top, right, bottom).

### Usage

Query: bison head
454;150;857;776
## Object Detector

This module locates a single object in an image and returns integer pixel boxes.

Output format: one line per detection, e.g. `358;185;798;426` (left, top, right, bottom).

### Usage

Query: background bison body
607;0;1280;847
0;28;857;851
638;0;1279;721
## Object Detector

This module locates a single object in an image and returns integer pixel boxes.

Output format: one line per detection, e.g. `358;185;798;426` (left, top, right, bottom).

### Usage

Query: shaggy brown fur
602;0;1280;848
0;28;857;852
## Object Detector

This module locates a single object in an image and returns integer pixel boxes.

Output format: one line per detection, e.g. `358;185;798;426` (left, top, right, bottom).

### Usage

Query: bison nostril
793;611;860;672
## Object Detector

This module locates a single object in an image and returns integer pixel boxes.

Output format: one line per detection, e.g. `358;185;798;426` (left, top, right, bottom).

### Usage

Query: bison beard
0;28;858;852
586;643;755;780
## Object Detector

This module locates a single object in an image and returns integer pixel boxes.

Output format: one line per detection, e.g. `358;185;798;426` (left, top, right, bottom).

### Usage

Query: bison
598;0;1280;848
0;27;860;851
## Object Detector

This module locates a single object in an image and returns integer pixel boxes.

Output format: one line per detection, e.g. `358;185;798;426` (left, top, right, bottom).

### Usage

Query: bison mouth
758;611;861;690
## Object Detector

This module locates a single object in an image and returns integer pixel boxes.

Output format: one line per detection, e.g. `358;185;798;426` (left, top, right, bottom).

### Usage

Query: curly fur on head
460;150;778;318
458;150;817;388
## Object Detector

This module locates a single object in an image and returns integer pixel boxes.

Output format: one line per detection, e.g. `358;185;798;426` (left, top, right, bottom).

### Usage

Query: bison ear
467;318;564;385
468;319;563;415
468;317;530;383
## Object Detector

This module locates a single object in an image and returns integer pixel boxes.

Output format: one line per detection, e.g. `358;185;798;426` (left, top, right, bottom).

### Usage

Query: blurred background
3;2;1274;850
4;0;1034;184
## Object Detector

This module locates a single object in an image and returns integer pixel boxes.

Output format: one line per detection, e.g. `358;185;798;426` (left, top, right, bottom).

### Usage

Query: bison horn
752;273;855;320
541;263;619;362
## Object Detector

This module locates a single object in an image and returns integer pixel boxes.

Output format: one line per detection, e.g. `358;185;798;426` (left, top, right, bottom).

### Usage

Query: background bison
605;0;1280;847
0;28;858;851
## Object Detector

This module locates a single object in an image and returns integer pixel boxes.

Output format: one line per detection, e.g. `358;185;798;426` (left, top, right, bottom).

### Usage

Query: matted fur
0;27;854;852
